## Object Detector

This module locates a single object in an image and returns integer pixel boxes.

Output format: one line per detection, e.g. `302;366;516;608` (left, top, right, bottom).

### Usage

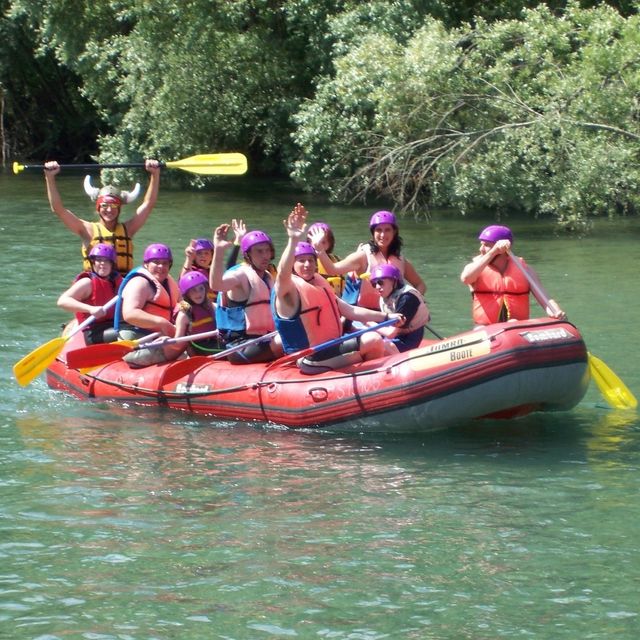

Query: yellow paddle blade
165;153;247;175
588;352;637;410
112;339;139;348
13;336;66;387
13;161;25;175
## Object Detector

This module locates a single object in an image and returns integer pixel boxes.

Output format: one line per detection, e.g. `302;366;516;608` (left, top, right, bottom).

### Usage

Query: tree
0;2;99;163
292;3;640;227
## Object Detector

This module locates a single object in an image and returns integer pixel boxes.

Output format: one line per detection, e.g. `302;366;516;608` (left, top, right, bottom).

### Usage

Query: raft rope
78;364;385;398
78;331;501;398
71;325;519;399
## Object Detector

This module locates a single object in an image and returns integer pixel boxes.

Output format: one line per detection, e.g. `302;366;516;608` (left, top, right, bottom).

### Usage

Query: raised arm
180;239;197;278
125;159;161;237
209;224;234;291
225;218;246;270
44;161;93;241
274;203;308;318
460;239;511;285
309;233;366;276
209;223;251;300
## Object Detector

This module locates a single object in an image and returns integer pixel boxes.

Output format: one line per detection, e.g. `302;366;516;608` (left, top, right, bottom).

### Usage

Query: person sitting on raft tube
57;243;123;345
306;221;344;296
272;203;403;375
312;210;426;310
44;159;161;276
460;225;566;326
115;243;184;368
210;223;282;364
173;271;219;357
370;264;430;354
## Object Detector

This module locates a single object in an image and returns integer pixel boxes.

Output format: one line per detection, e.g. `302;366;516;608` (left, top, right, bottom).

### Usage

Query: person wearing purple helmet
220;218;278;278
209;221;281;363
306;221;344;295
180;237;215;279
370;263;430;353
173;271;219;356
310;209;425;310
273;204;403;374
460;225;565;326
113;243;183;367
44;159;162;276
57;243;124;345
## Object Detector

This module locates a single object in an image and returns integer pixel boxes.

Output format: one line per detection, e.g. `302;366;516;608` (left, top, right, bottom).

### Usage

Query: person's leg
359;332;385;361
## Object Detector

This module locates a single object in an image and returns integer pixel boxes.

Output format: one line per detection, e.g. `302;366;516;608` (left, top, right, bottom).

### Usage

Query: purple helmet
478;225;513;244
369;210;397;231
179;271;209;296
193;238;214;252
143;243;173;263
370;264;402;285
240;230;273;255
294;242;317;259
88;243;116;263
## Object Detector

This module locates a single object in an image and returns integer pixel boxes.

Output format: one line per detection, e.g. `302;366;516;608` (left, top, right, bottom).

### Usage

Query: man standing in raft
44;159;161;275
460;224;566;326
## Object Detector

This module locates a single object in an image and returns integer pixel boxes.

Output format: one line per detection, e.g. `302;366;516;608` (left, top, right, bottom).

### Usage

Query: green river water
1;171;639;639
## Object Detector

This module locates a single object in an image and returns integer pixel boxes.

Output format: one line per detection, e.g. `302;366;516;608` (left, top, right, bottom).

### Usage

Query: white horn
83;175;100;201
121;182;141;204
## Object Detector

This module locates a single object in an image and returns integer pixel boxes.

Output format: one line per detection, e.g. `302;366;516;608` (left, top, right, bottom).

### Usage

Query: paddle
13;152;248;176
275;317;399;368
509;252;637;410
66;329;220;370
160;330;279;386
74;332;163;374
13;296;118;387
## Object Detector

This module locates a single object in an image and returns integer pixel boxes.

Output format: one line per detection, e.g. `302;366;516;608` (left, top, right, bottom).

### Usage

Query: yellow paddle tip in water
588;352;637;410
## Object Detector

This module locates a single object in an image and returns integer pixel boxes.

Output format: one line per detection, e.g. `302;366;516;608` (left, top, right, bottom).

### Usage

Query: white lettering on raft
175;383;211;394
417;330;488;356
410;338;491;373
521;328;573;343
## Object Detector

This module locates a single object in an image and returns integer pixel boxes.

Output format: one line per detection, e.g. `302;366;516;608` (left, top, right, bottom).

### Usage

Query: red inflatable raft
45;317;590;432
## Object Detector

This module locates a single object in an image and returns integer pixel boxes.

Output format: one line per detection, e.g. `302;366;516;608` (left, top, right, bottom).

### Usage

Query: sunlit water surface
1;172;639;638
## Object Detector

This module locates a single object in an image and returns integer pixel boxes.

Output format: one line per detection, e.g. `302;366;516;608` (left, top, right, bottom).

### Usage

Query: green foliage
292;2;640;227
1;1;99;161
7;0;342;174
3;0;640;227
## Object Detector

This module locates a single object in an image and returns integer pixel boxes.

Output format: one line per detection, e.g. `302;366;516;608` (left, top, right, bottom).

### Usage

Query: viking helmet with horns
84;175;141;211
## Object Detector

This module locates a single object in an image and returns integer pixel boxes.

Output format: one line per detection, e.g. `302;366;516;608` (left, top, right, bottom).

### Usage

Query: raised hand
308;225;326;251
283;202;308;239
213;223;233;250
231;218;247;245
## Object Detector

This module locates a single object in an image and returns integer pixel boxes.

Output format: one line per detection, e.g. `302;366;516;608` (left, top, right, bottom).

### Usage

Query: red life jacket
74;271;123;324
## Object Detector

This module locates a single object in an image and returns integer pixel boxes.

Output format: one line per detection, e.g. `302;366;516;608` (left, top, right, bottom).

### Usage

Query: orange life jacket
275;274;342;354
471;257;530;325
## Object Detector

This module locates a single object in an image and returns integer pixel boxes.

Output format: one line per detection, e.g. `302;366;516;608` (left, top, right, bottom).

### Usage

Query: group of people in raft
45;160;566;372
